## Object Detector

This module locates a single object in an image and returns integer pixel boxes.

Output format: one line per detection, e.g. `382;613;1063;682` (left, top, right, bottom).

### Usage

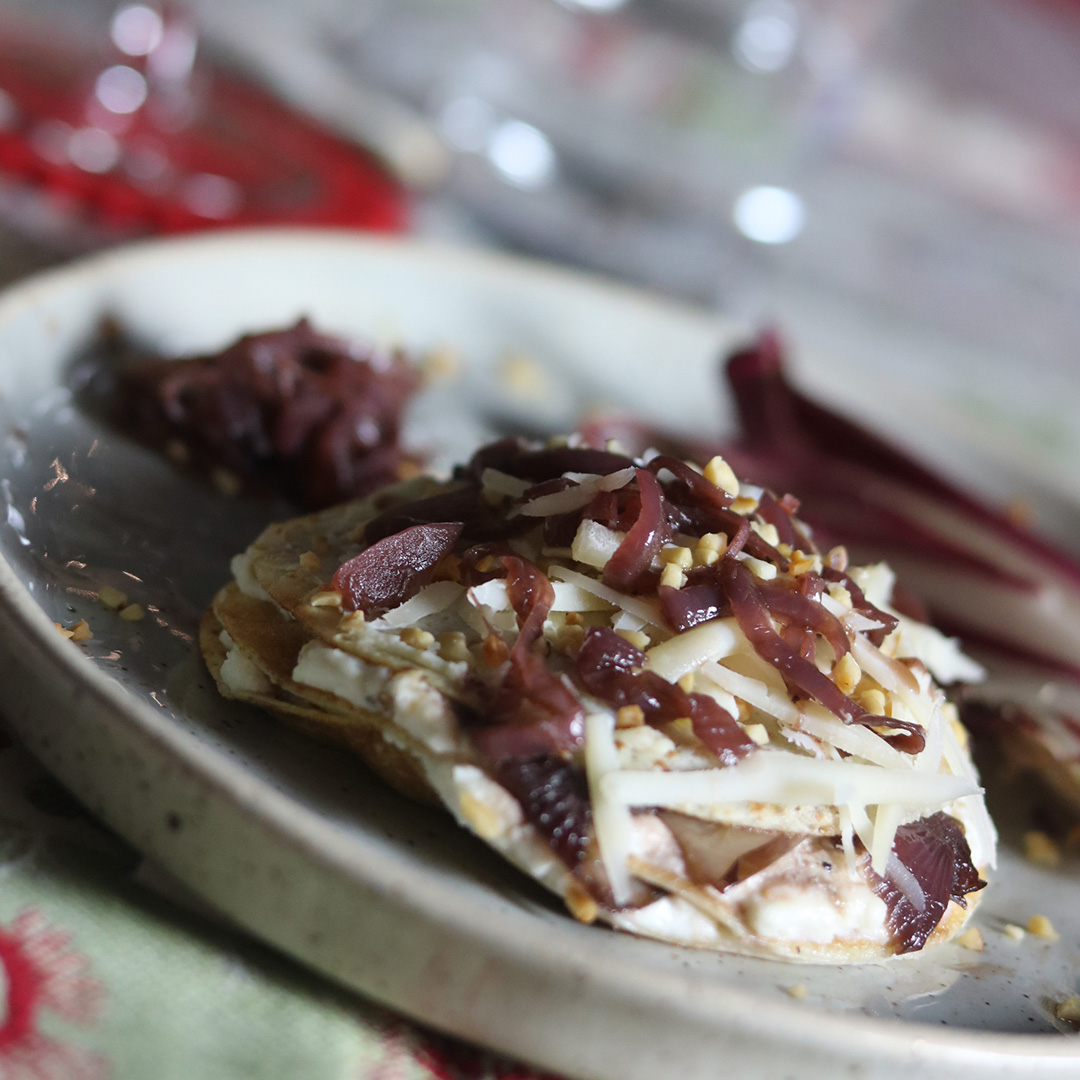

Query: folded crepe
202;438;996;962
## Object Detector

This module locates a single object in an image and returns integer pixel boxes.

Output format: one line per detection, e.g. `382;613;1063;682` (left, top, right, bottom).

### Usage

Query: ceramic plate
1;231;1078;1080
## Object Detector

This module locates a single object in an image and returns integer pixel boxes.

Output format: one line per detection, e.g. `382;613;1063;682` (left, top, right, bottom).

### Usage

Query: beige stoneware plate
1;231;1078;1079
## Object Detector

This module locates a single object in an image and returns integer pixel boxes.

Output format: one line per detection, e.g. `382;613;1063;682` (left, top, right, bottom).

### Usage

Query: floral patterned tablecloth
0;719;559;1080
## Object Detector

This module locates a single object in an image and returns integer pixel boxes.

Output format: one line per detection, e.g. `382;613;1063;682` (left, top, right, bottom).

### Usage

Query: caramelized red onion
820;567;898;647
115;319;419;508
721;560;925;753
865;812;984;953
603;468;668;593
331;521;461;617
474;556;586;761
494;754;593;868
575;628;754;766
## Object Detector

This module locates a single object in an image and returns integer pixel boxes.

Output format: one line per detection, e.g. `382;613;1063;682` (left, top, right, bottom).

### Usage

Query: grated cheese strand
602;753;980;814
585;711;634;905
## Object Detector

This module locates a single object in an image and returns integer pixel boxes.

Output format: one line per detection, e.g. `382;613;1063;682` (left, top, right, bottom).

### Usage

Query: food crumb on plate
1002;924;1026;942
785;984;809;1000
119;603;145;622
1027;914;1059;941
1055;996;1080;1024
956;927;985;952
1022;830;1061;868
98;585;128;609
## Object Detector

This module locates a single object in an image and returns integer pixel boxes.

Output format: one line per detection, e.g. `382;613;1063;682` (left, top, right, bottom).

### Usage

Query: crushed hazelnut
1023;830;1061;868
744;723;770;746
1027;914;1059;941
660;563;685;590
956;927;985;952
677;673;695;693
299;551;322;572
458;790;503;840
731;495;758;515
826;546;849;572
309;590;341;608
858;688;887;716
615;628;650;651
660;545;693;569
438;632;471;663
827;583;853;609
1055;996;1080;1024
164;438;189;464
565;881;599;924
211;468;241;497
482;634;510;667
833;654;862;696
98;585;128;609
703;455;740;496
401;628;435;651
616;705;646;729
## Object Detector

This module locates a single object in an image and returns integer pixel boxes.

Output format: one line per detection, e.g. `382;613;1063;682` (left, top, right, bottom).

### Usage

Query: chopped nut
118;604;145;622
660;545;693;568
497;352;549;398
1023;830;1061;868
482;634;510;667
956;927;985;952
858;688;887;716
677;673;695;693
309;590;341;608
564;611;584;627
476;555;496;574
703;455;740;497
731;495;758;515
789;554;817;577
827;583;853;609
98;585;128;609
826;546;849;573
211;468;241;496
785;984;808;1001
697;532;725;552
1003;923;1026;942
459;790;503;840
660;563;685;590
693;546;721;568
299;551;322;572
423;345;461;381
667;717;695;739
164;438;189;464
833;653;862;695
744;723;770;746
553;624;585;656
615;628;650;651
616;705;646;729
751;521;780;547
1028;914;1060;940
53;622;74;639
438;631;471;663
1056;996;1080;1024
401;627;435;651
565;881;599;924
341;610;366;631
431;554;461;583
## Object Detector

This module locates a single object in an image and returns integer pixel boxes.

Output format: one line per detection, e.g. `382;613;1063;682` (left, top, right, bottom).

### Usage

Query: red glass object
0;8;407;238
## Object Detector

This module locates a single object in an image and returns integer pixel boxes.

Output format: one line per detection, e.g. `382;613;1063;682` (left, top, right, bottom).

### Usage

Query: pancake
203;437;995;961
